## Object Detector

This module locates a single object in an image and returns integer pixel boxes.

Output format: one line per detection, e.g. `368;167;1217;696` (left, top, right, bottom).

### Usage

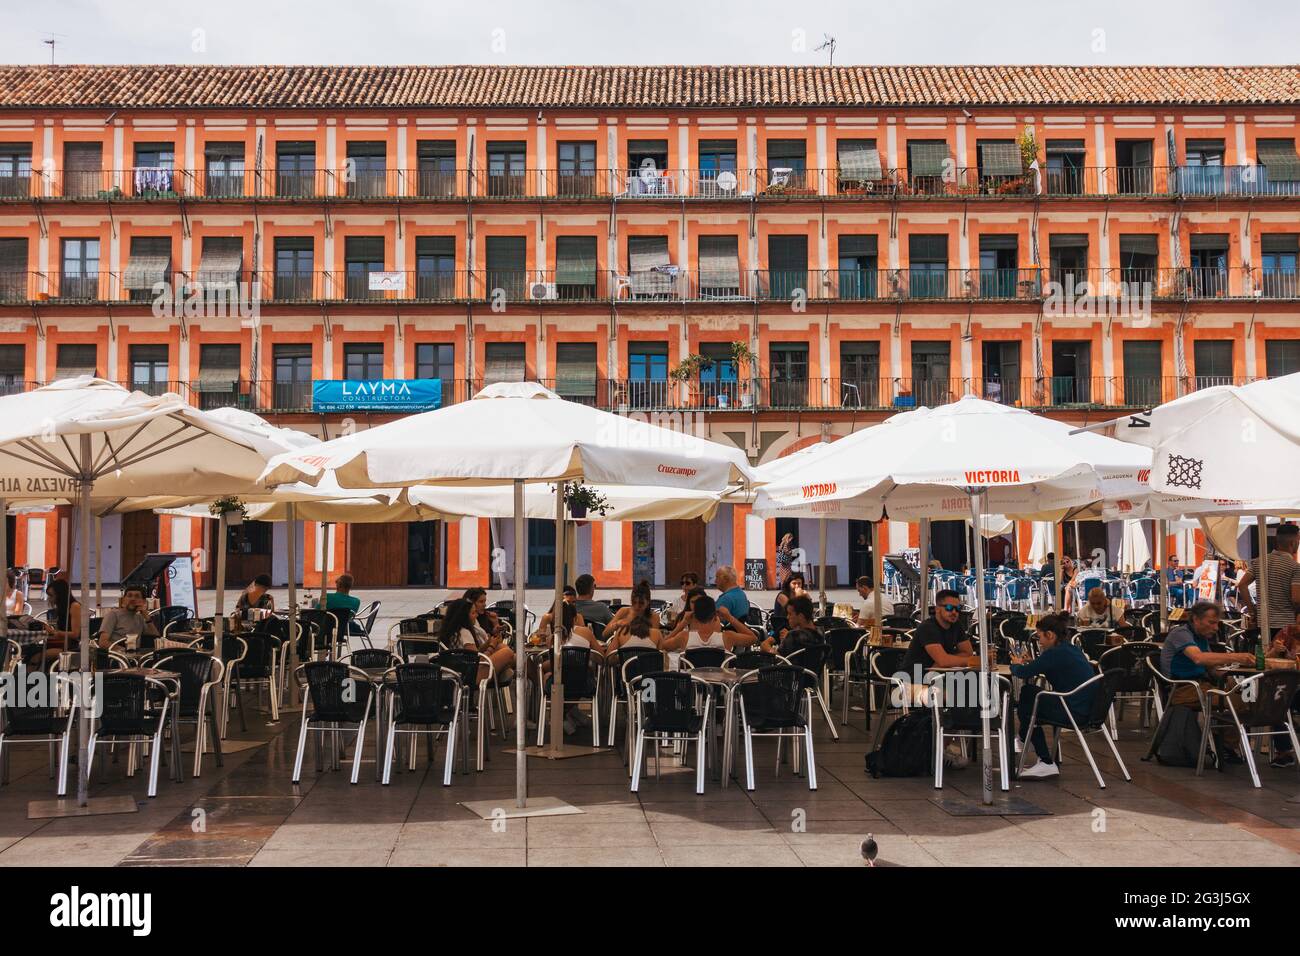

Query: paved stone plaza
2;588;1298;867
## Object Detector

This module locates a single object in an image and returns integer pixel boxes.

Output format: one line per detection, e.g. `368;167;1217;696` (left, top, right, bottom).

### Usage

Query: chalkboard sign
164;554;197;616
743;558;768;590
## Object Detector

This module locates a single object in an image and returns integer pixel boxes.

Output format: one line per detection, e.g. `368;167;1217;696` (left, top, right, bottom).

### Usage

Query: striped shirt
1248;551;1300;628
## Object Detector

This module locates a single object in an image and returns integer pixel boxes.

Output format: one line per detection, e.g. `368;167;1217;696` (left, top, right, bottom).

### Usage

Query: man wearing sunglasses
901;589;980;682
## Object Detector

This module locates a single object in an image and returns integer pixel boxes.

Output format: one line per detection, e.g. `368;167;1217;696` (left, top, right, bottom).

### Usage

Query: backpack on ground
1146;704;1215;769
866;710;933;778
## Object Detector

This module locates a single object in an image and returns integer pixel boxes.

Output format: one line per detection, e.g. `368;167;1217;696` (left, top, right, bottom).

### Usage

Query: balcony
1173;166;1300;197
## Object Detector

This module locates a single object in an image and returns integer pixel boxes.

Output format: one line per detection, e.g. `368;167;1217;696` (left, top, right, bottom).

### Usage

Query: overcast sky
3;0;1296;66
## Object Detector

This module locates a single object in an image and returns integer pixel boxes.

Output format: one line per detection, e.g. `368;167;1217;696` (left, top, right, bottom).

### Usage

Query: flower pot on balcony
568;502;587;519
224;510;243;526
894;393;916;408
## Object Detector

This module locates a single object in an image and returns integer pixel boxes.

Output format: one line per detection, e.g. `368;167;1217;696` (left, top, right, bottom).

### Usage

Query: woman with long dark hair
439;596;516;683
605;580;662;651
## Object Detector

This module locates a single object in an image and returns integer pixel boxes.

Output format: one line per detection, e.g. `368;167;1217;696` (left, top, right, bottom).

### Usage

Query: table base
28;795;140;820
459;796;584;820
931;795;1051;817
508;744;606;760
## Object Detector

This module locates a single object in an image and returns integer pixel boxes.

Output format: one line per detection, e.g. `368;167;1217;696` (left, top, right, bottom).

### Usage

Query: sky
2;0;1297;66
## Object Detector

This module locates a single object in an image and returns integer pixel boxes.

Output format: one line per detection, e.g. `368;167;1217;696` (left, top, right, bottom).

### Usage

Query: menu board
743;558;768;591
165;553;197;615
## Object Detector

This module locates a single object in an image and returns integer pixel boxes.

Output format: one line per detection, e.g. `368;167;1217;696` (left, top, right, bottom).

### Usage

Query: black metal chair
1074;627;1112;661
151;650;225;778
397;636;443;662
537;645;601;747
432;648;495;772
1207;670;1300;788
348;601;381;648
297;609;342;661
343;647;402;671
292;661;376;785
1097;641;1164;732
1016;669;1132;788
734;665;817;791
824;627;871;727
386;615;440;647
381;663;462;786
681;646;727;670
218;634;249;736
0;668;77;795
610;647;667;766
868;645;911;749
85;671;173;798
233;629;287;722
154;605;192;639
629;671;711;794
783;641;839;739
927;671;1011;791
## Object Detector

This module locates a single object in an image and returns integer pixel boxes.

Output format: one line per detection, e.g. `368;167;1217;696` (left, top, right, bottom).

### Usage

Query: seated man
1075;586;1117;629
901;589;979;683
1159;600;1254;709
97;585;159;649
573;574;613;639
324;573;361;614
1009;614;1098;779
853;574;894;628
761;594;823;657
713;565;750;622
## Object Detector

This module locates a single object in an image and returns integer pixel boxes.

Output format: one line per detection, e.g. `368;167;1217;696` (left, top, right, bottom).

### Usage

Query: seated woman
1009;613;1102;780
605;581;664;653
438;596;516;684
236;573;275;615
760;594;823;656
663;586;708;645
30;577;78;666
773;572;806;618
660;593;757;654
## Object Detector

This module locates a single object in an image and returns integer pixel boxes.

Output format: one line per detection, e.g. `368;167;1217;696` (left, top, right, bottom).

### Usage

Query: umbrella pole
214;511;227;665
871;520;883;640
0;498;7;645
1257;515;1271;639
549;483;566;753
77;435;92;806
514;480;528;807
919;519;931;616
1156;519;1169;637
970;491;994;806
1051;522;1062;614
285;503;298;711
93;515;102;612
817;516;828;616
319;522;331;656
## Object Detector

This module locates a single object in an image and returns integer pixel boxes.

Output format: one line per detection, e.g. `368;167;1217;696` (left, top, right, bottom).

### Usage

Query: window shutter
416;236;455;258
698;236;740;288
486;236;526;273
1119;235;1159;256
1049;234;1089;250
908;141;950;177
768;236;807;271
555;343;597;398
909;235;948;261
484;343;526;385
838;235;878;259
1262;234;1299;254
198;344;242;386
837;140;881;179
1257;140;1300;182
628;235;669;273
556;237;597;285
0;237;26;272
197;238;242;285
978;234;1018;252
978;142;1022;176
64;144;102;170
125;236;172;290
56;344;97;379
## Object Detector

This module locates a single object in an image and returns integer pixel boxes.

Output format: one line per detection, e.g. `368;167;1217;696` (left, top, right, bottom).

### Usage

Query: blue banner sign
311;378;442;413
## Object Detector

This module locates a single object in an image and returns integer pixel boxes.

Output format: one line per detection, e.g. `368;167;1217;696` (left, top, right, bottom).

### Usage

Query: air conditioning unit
529;281;558;301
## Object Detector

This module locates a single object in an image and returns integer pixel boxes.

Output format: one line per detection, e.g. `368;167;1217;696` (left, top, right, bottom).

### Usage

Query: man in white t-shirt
853;575;894;627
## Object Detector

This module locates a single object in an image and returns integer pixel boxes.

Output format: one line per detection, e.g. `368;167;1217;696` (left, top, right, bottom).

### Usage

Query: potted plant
564;484;610;520
210;495;248;526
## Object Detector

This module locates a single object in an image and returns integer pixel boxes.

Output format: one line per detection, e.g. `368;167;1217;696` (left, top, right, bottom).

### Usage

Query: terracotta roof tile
1;64;1299;110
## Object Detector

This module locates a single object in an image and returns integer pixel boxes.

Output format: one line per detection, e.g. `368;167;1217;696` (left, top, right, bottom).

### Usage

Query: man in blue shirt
713;565;750;622
1160;601;1253;707
1010;613;1100;779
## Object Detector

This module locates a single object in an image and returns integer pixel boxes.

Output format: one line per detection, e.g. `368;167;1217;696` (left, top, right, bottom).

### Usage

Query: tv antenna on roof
814;34;836;67
43;33;67;64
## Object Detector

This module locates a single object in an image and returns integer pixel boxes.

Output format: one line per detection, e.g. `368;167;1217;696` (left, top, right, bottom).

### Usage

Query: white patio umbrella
1091;372;1300;502
754;395;1147;804
259;381;753;810
1118;519;1151;573
0;378;304;808
406;482;721;522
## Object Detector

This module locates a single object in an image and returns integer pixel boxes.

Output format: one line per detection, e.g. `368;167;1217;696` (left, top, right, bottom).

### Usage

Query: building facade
2;64;1298;590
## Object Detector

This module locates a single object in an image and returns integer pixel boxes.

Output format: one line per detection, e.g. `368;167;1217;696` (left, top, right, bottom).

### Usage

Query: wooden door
664;519;706;584
120;511;159;579
349;522;408;586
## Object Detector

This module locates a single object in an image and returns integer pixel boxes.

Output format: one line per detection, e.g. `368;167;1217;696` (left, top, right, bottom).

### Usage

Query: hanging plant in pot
564;484;611;520
209;496;248;526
